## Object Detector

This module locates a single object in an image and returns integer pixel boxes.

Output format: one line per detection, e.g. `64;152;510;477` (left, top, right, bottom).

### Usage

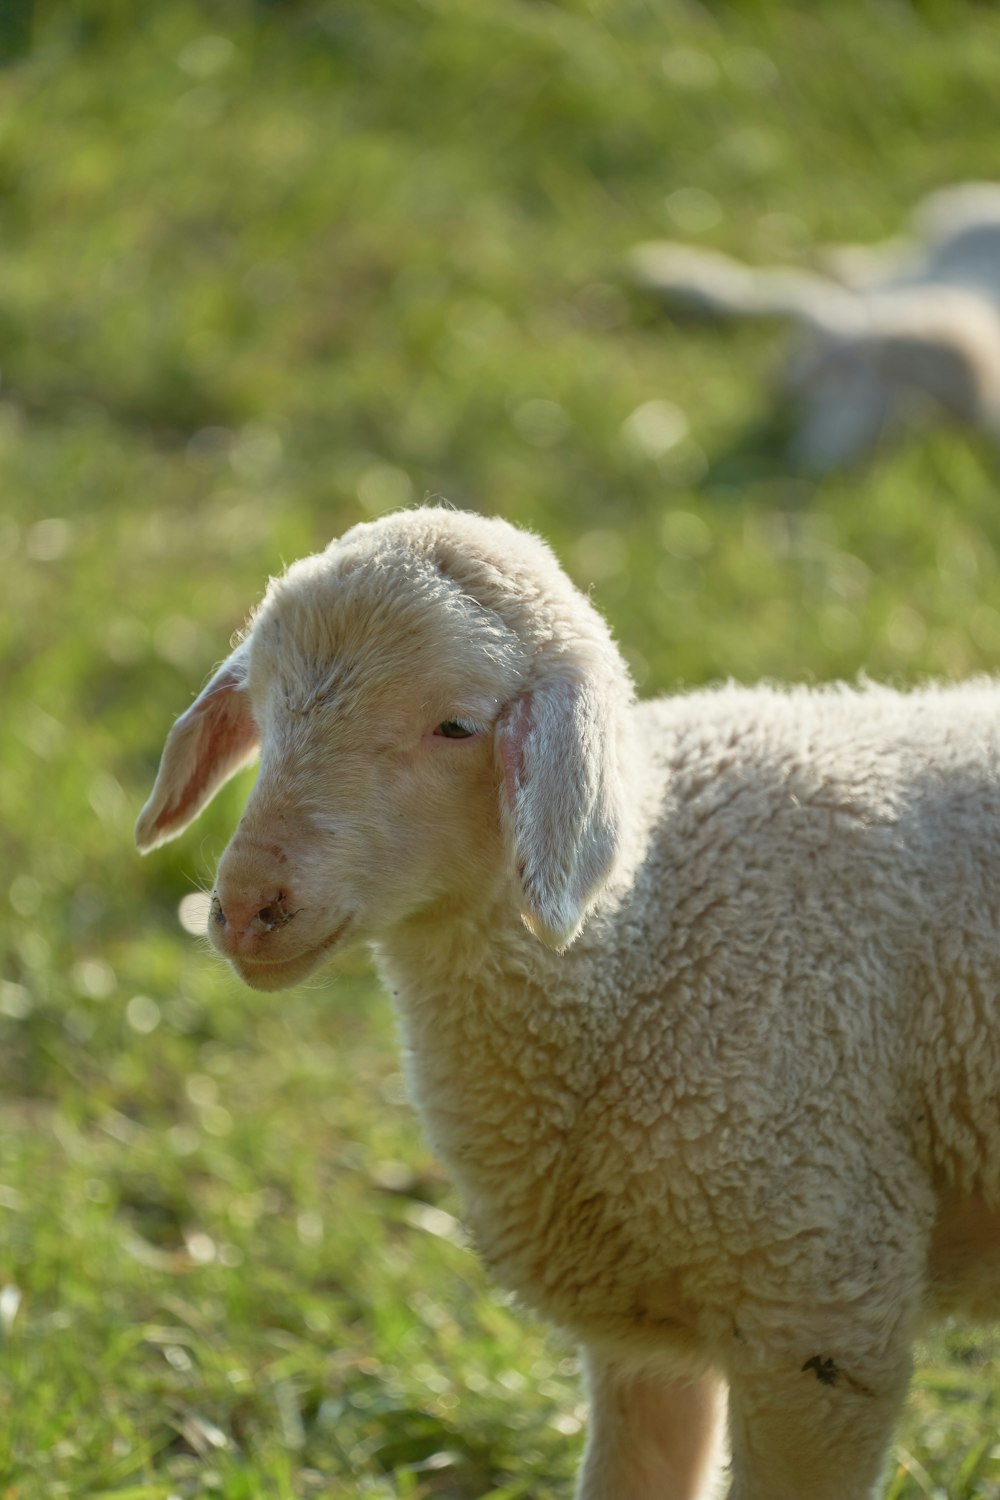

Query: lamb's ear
496;666;626;951
135;644;258;854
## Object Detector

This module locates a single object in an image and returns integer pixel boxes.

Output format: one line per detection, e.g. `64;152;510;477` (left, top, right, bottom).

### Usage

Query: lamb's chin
228;921;352;991
229;954;323;991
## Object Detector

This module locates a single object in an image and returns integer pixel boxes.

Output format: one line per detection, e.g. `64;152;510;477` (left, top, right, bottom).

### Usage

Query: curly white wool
139;508;1000;1499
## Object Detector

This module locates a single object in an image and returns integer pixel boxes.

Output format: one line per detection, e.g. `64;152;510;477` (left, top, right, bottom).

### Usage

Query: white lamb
629;181;1000;471
137;507;1000;1500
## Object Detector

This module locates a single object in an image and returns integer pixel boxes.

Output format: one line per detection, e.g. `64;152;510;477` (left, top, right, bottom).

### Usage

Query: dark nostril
254;893;296;932
209;890;296;935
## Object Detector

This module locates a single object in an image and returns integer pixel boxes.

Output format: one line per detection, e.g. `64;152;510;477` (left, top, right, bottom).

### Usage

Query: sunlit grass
3;0;1000;1493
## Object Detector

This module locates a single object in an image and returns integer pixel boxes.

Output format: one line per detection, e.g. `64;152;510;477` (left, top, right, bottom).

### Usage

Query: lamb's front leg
726;1339;912;1500
576;1350;725;1500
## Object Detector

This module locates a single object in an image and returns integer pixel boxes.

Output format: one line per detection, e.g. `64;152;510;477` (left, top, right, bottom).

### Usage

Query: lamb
136;505;1000;1499
629;181;1000;471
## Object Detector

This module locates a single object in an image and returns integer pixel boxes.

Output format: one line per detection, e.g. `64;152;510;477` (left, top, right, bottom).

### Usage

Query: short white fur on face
137;508;632;981
139;507;1000;1500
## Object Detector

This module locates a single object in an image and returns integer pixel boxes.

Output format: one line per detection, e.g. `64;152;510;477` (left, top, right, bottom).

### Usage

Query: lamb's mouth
230;917;353;992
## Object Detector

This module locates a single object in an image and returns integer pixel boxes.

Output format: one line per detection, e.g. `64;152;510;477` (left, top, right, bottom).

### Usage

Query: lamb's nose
211;890;295;936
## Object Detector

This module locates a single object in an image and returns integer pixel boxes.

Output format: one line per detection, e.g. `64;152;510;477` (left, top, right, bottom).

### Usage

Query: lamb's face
207;557;527;991
137;509;631;984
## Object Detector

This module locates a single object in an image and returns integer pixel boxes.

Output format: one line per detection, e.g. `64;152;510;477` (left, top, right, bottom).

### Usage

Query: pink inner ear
497;694;532;809
137;657;259;853
151;687;256;838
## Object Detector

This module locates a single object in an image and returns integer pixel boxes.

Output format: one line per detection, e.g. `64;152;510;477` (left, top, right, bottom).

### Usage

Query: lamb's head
136;509;633;989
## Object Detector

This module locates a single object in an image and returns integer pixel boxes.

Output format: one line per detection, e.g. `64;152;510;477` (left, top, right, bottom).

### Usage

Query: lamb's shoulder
617;679;1000;994
613;678;1000;1192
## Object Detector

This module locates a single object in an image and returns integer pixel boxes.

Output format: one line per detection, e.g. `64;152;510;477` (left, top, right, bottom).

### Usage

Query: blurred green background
2;1;1000;1495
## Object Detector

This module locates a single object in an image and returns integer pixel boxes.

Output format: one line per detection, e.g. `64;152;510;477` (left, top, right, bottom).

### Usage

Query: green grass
3;0;1000;1493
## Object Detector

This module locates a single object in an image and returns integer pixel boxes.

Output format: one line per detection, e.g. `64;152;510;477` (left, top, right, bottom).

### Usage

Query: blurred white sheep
630;182;1000;470
139;507;1000;1498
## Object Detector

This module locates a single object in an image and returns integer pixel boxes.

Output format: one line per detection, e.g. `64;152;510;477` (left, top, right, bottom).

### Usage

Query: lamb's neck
371;894;596;1191
373;888;574;1033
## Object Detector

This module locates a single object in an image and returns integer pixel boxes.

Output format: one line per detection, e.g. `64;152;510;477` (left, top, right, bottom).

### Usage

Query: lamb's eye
435;720;476;739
